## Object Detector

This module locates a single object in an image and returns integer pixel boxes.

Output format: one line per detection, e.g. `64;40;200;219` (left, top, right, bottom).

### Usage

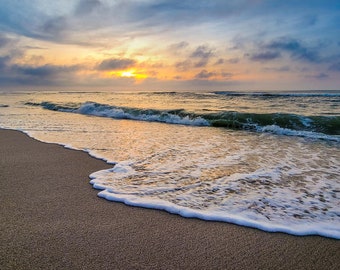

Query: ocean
1;90;339;239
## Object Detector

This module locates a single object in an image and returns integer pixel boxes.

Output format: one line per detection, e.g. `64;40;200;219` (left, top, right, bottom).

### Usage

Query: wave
25;101;210;126
25;101;340;141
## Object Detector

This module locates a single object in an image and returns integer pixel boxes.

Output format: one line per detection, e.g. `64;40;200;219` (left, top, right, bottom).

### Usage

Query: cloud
264;66;290;72
191;45;214;59
305;72;329;79
23;45;47;50
0;1;71;42
195;70;216;79
0;56;10;70
329;62;340;71
169;41;189;51
0;1;102;44
97;58;136;70
75;0;102;16
246;37;322;64
175;60;192;72
190;45;215;67
214;58;224;65
299;14;318;27
221;72;233;79
194;60;208;68
13;64;80;77
0;56;84;87
127;0;264;29
40;16;68;39
227;58;239;64
0;34;12;48
265;37;320;62
249;51;281;62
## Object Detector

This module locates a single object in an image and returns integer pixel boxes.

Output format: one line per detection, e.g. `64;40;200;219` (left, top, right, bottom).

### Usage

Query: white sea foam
89;157;340;239
95;187;339;238
88;129;340;239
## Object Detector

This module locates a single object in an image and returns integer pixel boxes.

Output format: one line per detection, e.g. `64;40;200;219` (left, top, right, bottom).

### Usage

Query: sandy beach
0;129;339;270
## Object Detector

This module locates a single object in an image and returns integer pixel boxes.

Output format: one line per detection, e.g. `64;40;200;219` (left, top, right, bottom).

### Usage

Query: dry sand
0;129;339;270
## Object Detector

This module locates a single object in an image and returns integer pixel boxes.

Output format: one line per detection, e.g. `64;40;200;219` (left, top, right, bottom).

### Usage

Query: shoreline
1;129;339;269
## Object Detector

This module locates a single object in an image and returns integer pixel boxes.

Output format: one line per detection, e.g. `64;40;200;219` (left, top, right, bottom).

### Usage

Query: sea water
1;90;339;239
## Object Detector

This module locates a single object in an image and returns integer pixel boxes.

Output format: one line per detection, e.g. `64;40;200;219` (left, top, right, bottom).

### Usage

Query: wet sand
0;129;339;270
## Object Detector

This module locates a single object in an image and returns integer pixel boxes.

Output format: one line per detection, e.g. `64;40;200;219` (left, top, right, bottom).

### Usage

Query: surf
25;100;340;141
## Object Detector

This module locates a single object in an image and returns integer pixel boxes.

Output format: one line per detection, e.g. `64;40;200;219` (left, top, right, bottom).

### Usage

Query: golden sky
0;0;340;91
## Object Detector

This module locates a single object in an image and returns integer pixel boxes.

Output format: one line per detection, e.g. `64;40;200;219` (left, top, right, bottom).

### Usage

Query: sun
121;70;134;77
105;69;147;80
119;69;147;79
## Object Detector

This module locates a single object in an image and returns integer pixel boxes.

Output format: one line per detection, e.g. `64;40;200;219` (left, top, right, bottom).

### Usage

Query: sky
0;0;340;91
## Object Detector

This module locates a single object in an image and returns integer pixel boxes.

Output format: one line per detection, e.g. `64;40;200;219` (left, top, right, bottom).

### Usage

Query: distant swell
25;101;340;141
213;91;340;98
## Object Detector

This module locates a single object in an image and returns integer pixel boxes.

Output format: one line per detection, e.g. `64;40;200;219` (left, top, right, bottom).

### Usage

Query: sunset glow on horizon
0;0;339;91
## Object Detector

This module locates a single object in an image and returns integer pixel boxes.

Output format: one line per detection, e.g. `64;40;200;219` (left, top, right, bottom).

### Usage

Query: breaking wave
25;101;340;141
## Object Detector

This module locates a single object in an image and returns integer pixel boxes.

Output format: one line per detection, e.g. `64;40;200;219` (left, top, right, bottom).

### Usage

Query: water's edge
2;127;339;240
